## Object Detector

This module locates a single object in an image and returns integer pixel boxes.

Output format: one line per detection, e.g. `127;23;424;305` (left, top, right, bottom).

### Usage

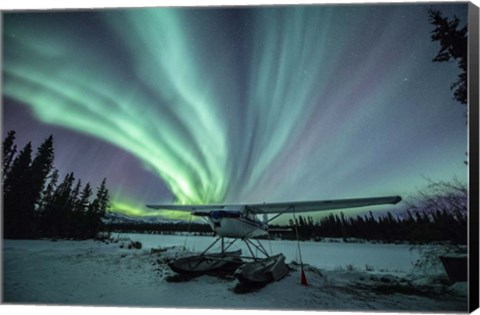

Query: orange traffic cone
301;267;308;286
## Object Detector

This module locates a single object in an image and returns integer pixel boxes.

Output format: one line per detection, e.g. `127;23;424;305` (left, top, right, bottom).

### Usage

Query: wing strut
266;205;295;223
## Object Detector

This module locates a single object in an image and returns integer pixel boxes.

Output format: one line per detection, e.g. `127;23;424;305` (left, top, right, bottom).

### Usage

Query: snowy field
2;233;468;312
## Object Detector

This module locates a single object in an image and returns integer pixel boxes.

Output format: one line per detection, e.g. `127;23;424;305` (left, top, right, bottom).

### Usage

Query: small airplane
147;195;401;239
147;195;402;285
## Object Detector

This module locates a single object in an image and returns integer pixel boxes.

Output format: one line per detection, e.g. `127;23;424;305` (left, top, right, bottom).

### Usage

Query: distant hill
102;211;211;234
103;211;182;225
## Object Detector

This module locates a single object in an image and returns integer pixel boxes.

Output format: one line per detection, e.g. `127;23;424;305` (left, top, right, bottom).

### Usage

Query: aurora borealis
2;4;468;219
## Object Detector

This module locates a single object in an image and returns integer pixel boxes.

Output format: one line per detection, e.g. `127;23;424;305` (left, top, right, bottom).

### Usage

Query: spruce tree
62;178;82;238
38;168;59;235
86;178;110;238
28;135;55;235
78;182;93;213
77;182;93;239
39;168;59;213
44;172;75;238
95;178;110;216
3;142;33;238
78;183;93;238
30;135;55;209
428;9;468;105
2;130;17;181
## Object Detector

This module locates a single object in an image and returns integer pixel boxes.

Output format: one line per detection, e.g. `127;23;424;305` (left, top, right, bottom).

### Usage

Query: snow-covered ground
2;233;468;312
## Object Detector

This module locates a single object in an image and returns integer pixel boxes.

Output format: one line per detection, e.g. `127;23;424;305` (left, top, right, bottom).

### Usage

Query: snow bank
2;234;468;312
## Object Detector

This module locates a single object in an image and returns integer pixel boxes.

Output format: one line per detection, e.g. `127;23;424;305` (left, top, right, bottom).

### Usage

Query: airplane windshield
243;212;257;222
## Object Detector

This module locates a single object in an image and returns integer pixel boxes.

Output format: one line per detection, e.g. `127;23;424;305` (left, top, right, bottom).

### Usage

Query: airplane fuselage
200;209;269;239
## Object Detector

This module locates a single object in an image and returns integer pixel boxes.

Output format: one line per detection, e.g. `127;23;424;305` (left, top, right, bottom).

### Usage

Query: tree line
107;222;212;235
2;130;110;239
284;180;467;244
284;208;466;245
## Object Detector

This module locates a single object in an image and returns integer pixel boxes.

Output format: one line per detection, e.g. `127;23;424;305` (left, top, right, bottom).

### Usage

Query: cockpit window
243;210;257;221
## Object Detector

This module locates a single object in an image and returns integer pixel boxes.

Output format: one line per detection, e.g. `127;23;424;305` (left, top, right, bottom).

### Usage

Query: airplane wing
146;196;401;214
245;196;401;214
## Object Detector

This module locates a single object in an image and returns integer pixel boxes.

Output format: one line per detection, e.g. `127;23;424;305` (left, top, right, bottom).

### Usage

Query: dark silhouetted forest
2;131;110;240
282;208;466;245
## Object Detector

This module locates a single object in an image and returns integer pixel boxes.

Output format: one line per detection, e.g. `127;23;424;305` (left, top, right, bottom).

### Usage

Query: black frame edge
469;1;480;313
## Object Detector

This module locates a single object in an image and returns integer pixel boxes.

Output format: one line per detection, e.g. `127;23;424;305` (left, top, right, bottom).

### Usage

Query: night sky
2;3;468;219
